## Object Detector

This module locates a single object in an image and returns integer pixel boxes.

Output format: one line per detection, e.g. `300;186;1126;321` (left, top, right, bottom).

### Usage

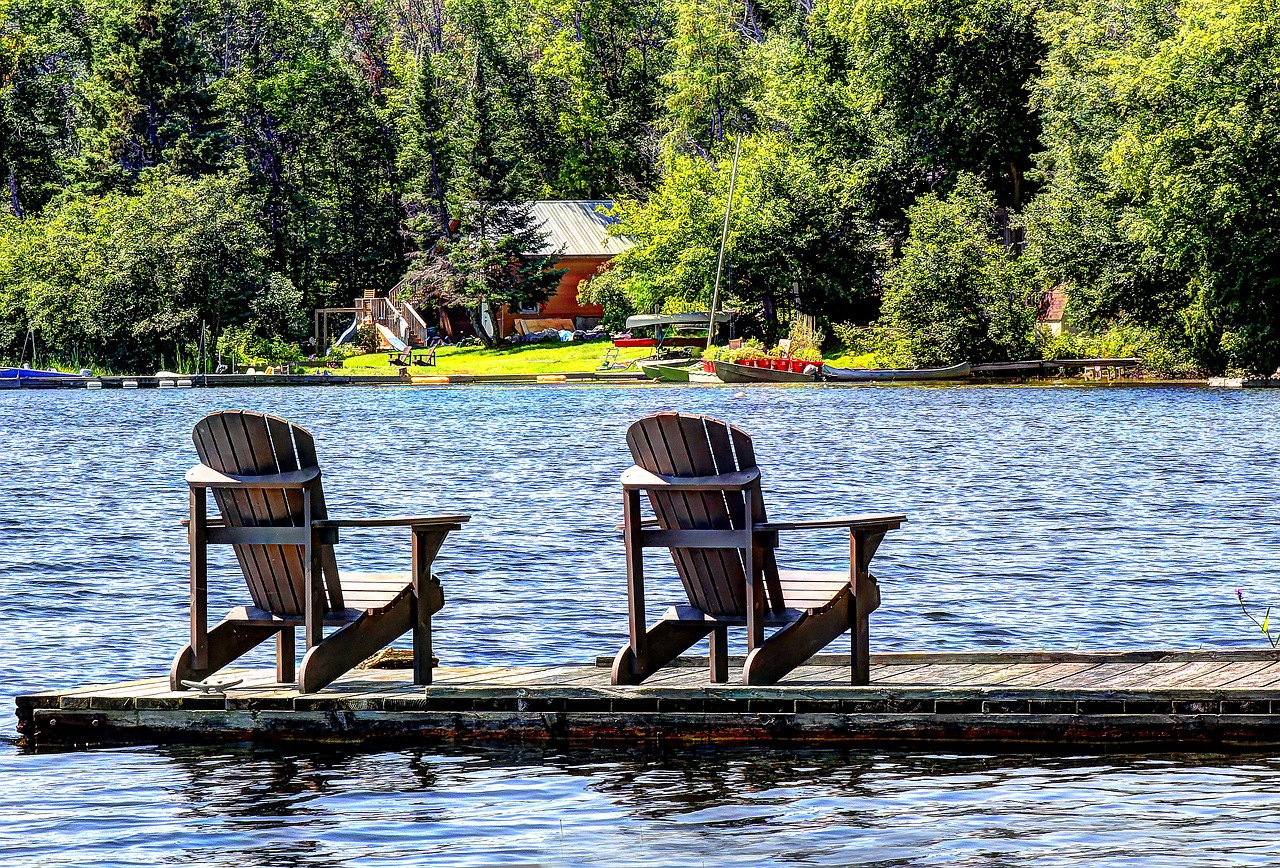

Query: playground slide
375;323;409;353
334;315;360;346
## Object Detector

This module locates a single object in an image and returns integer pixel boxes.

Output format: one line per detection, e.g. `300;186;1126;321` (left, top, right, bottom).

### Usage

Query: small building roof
530;200;635;257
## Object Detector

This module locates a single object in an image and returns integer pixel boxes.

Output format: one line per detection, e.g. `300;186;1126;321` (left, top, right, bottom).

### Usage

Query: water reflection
3;743;1279;866
5;384;1280;864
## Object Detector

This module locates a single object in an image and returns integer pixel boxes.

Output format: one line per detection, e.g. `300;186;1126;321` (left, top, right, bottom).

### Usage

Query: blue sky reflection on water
2;383;1279;865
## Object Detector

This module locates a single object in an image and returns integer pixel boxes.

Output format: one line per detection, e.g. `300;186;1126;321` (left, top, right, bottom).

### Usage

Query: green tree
0;171;298;370
0;0;83;216
75;0;221;186
1032;0;1280;373
878;174;1039;365
815;0;1045;217
401;36;563;345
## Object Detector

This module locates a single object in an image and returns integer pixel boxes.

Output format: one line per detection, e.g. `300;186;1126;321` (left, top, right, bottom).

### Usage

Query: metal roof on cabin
530;200;635;257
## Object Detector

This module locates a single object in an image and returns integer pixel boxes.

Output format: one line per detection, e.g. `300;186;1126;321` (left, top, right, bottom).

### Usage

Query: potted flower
792;347;821;373
735;339;766;368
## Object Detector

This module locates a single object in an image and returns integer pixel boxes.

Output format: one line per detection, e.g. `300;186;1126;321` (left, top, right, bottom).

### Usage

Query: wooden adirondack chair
170;410;469;693
613;412;905;686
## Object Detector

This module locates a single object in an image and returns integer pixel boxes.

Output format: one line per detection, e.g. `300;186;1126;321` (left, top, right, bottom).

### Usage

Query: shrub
878;174;1039;366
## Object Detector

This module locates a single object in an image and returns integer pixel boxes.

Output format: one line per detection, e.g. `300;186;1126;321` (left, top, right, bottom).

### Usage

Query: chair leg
298;594;414;694
851;594;871;686
742;587;854;685
414;575;445;687
277;626;295;683
171;618;282;690
709;626;729;683
612;619;714;685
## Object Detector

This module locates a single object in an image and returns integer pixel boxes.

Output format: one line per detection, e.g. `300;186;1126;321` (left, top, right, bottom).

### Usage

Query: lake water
2;382;1279;865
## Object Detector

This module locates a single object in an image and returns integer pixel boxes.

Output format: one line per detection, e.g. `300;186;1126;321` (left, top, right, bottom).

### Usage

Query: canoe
637;358;698;382
821;362;972;382
712;359;820;384
0;367;79;379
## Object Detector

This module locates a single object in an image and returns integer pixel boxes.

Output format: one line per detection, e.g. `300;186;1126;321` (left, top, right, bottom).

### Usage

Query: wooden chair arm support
754;514;906;533
615;517;661;531
186;463;321;490
621;465;761;492
312;515;470;529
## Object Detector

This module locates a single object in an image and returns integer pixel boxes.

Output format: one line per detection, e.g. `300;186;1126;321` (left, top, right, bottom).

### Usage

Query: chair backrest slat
627;412;784;617
192;410;339;616
660;414;745;614
726;421;786;607
629;416;725;614
193;413;278;612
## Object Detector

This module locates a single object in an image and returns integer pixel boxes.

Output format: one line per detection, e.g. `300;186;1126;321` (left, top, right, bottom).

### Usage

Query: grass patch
822;350;877;369
328;341;654;376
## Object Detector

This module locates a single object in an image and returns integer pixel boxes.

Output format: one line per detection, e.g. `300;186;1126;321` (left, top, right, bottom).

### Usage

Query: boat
614;311;735;349
637;357;699;382
821;361;972;382
0;367;81;388
712;359;820;384
0;366;79;379
613;336;706;348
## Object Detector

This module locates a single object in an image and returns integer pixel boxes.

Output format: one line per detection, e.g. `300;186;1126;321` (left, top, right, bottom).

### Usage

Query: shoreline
0;371;1223;390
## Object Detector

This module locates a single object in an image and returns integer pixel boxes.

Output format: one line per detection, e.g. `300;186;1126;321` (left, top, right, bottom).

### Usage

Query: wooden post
709;626;729;683
623;488;647;675
850;530;870;685
276;626;295;683
744;488;763;650
303;488;324;652
189;487;208;671
411;527;445;686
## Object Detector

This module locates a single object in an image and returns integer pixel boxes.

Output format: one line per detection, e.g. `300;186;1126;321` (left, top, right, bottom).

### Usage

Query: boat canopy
624;312;734;330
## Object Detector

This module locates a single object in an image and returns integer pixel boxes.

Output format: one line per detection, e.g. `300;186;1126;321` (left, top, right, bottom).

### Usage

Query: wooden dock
0;371;647;389
19;649;1280;751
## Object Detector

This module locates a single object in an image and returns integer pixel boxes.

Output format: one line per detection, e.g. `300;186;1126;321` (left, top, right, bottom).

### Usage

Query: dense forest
1;0;1277;373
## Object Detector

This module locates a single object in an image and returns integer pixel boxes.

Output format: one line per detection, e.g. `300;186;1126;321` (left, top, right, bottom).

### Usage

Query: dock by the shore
19;649;1280;751
0;370;648;389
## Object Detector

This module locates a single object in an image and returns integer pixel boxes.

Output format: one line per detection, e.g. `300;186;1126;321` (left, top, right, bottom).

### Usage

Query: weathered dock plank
20;650;1280;751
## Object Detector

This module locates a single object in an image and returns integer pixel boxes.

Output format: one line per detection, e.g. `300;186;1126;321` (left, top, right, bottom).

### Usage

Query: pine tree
400;39;563;346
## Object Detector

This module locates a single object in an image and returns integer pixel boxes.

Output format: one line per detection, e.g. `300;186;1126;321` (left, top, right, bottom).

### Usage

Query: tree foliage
1032;0;1280;373
1;0;1278;372
878;174;1038;366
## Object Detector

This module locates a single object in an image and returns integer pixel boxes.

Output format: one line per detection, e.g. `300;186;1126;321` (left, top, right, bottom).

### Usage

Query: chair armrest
754;513;906;532
179;518;227;528
621;465;760;492
312;515;470;529
186;463;320;490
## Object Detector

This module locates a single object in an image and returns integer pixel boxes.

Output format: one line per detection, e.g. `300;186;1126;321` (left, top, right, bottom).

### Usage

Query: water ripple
2;383;1279;864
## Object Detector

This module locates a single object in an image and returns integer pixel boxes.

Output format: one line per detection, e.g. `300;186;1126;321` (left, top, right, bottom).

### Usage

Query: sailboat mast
707;133;743;351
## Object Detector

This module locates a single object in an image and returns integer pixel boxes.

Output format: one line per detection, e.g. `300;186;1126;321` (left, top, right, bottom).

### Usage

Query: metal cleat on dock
179;678;244;695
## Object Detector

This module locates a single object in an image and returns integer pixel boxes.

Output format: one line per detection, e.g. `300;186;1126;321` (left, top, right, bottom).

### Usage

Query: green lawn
328;341;655;376
822;351;877;369
314;341;877;377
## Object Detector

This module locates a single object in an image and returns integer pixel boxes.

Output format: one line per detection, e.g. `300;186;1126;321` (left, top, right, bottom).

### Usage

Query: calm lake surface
2;382;1279;865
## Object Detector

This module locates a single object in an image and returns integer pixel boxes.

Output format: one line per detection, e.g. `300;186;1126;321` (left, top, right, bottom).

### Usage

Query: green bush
216;325;305;369
878;174;1039;367
1038;320;1202;378
354;325;380;354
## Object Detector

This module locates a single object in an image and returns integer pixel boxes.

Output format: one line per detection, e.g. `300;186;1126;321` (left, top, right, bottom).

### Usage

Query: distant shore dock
0;371;648;389
20;649;1280;751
